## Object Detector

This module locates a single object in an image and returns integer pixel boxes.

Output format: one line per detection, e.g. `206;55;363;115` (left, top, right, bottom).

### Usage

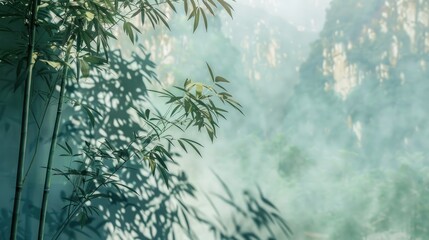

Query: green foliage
152;64;242;142
0;0;235;88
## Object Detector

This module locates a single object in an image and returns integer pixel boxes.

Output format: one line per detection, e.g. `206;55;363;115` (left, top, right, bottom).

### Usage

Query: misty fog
172;0;429;239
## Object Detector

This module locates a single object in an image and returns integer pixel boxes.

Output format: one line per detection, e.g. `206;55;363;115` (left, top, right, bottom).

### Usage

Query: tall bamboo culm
10;0;39;239
37;40;73;240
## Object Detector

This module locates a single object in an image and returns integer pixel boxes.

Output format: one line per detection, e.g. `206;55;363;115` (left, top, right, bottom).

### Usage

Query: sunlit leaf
85;11;95;21
40;59;62;70
83;55;107;65
79;59;90;78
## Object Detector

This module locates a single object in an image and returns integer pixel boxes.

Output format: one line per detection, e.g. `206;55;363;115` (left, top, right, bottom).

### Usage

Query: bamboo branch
50;107;177;239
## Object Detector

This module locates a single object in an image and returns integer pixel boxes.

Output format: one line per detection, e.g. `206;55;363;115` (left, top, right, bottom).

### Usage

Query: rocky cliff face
286;0;429;162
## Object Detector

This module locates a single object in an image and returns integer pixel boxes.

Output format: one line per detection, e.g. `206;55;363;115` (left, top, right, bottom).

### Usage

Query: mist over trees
281;0;429;238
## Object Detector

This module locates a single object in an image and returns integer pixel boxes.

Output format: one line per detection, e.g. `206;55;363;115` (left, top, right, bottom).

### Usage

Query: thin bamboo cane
10;0;39;238
37;40;73;240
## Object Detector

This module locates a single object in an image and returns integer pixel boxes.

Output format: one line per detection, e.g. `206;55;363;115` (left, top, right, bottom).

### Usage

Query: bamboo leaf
85;11;95;21
82;105;96;127
177;139;187;153
58;143;72;155
79;59;90;78
40;60;62;70
158;165;170;188
193;8;200;32
166;0;176;12
83;55;107;65
65;141;73;155
217;0;233;18
203;0;215;15
201;9;208;30
184;0;189;14
206;63;215;82
215;76;229;83
181;138;203;157
123;22;135;44
195;83;203;97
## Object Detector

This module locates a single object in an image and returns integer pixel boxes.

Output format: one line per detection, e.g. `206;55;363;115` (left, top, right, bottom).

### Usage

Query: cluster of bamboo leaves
153;64;243;142
1;0;235;80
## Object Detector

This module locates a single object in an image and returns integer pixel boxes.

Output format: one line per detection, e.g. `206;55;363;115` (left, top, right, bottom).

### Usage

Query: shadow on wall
0;40;292;239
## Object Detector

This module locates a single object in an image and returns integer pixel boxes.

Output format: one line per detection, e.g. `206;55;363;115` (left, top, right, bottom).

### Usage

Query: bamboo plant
5;0;241;239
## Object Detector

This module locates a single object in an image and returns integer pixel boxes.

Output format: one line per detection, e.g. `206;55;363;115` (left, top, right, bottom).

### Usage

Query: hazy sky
238;0;332;32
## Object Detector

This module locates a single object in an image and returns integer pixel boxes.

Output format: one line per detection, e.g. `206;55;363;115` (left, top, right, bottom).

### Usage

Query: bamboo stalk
9;0;39;238
37;41;73;240
22;80;56;184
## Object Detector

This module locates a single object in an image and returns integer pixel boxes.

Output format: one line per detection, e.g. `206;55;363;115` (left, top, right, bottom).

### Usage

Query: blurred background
156;0;429;239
